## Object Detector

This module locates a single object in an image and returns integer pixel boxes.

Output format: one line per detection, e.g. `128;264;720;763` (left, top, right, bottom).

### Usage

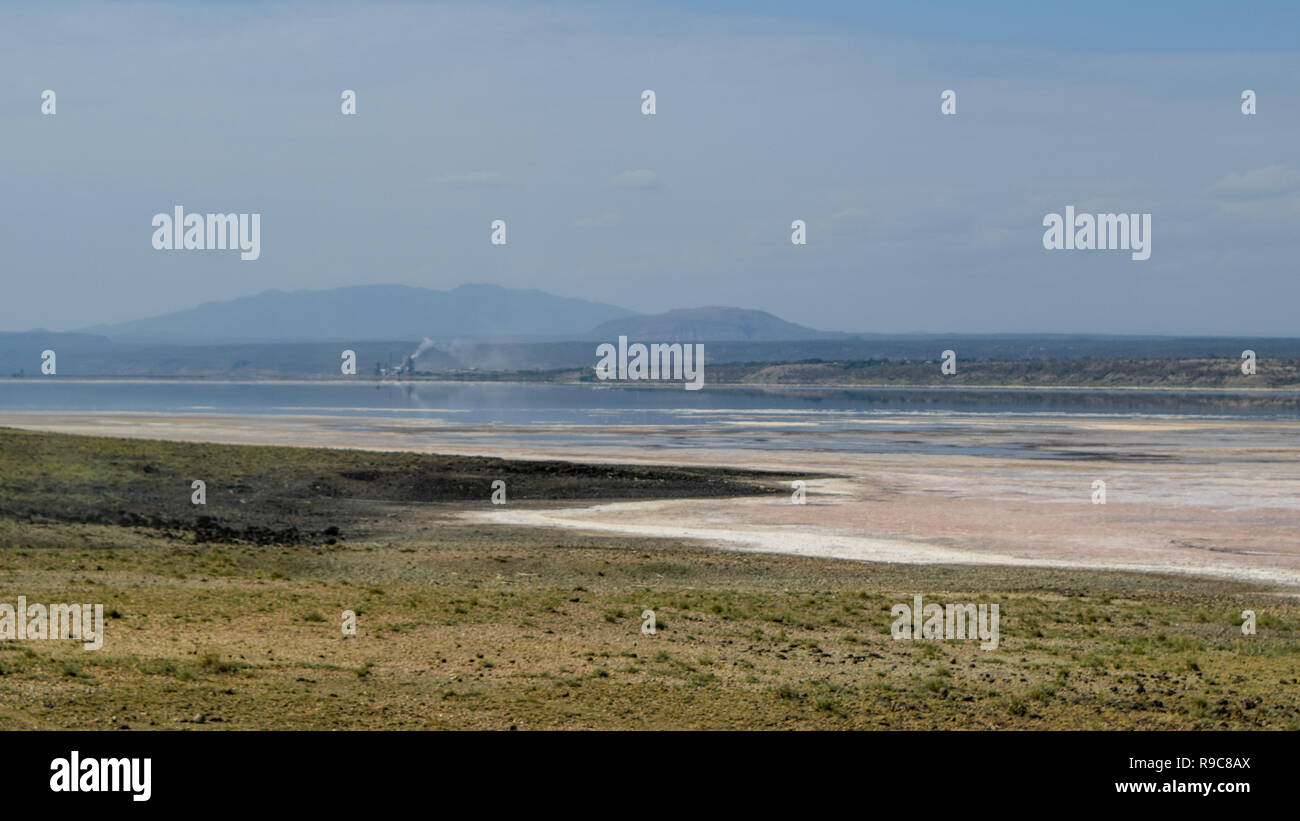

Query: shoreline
4;409;1298;590
3;419;1298;731
4;375;1300;395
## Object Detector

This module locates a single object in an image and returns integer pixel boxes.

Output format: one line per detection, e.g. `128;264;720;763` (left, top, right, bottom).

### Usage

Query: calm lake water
2;379;1298;423
4;380;1297;460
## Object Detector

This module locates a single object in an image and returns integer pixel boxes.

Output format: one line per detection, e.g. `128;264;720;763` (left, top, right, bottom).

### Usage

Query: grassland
0;428;1296;730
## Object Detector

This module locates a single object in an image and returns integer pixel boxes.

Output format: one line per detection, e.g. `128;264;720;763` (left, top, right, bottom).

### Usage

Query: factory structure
375;353;419;378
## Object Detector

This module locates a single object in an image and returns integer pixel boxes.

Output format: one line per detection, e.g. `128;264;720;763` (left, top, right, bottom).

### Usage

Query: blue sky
656;0;1300;51
1;1;1297;336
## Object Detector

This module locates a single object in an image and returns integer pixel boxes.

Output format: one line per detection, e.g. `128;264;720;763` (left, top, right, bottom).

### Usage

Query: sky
1;0;1297;336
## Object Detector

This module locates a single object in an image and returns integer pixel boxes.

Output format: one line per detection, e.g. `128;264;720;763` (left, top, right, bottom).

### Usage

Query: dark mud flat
0;428;800;546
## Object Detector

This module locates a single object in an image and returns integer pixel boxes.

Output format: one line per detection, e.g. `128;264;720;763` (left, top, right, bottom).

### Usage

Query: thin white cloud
1209;166;1300;200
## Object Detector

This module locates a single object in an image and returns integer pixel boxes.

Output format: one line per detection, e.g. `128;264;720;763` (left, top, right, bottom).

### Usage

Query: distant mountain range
79;284;635;343
76;283;843;343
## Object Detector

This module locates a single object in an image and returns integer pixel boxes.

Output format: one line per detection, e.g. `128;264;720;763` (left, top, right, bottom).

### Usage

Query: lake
3;379;1298;461
2;379;1298;420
